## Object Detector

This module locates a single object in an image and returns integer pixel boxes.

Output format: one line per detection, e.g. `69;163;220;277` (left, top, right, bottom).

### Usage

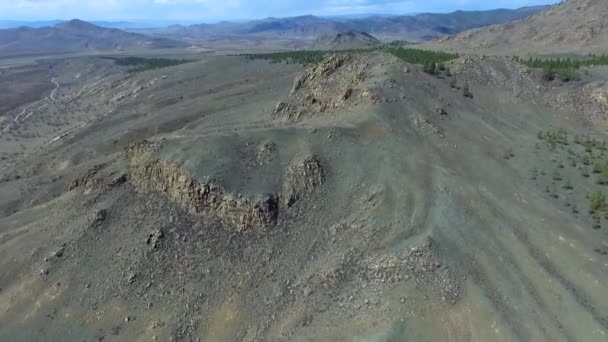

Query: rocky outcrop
283;154;326;207
360;239;460;304
273;54;371;122
126;142;279;231
125;139;164;161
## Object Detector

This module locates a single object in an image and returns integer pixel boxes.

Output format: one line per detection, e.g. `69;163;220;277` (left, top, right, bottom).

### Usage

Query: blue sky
0;0;559;22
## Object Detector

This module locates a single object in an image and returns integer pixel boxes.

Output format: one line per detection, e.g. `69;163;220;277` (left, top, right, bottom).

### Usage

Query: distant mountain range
148;6;548;41
0;19;189;58
436;0;608;54
311;31;380;50
0;20;170;30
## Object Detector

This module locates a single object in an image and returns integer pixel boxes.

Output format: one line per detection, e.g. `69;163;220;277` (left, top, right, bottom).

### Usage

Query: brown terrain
1;1;608;341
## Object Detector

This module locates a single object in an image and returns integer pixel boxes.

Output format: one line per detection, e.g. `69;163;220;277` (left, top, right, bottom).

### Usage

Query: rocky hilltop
1;48;608;340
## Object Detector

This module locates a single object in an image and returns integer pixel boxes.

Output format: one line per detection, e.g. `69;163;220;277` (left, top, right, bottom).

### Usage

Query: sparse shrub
552;169;562;181
549;184;558;198
589;191;607;214
593;162;603;174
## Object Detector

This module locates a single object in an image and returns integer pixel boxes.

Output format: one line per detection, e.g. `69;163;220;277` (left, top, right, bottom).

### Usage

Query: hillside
310;31;380;50
153;6;547;41
436;0;608;54
0;19;189;58
1;48;608;340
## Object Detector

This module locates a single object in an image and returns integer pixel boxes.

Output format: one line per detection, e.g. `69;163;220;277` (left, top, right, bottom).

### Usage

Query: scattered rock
283;155;326;207
93;209;107;225
434;106;448;116
109;173;127;187
257;140;277;164
146;229;164;249
69;166;104;194
51;244;65;258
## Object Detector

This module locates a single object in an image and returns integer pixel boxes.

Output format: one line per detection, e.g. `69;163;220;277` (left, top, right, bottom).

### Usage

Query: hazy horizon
0;0;559;23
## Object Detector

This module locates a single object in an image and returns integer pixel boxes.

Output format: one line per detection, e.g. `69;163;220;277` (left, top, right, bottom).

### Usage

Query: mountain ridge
148;6;548;41
0;19;189;58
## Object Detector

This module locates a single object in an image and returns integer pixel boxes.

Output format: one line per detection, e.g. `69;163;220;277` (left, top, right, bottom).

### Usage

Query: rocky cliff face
126;141;279;232
124;141;328;231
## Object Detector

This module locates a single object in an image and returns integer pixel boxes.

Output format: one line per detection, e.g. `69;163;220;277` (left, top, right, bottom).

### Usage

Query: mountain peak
56;19;100;30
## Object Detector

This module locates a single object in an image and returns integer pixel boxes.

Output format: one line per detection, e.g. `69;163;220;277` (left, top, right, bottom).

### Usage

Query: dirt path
50;78;60;101
1;102;36;133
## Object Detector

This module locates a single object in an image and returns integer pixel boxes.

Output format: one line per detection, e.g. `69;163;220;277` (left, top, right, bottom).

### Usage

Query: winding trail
50;77;60;101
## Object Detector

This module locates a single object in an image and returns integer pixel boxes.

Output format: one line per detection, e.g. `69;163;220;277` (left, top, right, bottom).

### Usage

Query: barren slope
0;52;608;341
435;0;608;54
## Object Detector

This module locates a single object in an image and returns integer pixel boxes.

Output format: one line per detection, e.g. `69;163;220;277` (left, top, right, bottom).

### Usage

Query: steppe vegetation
514;55;608;82
244;46;458;67
535;128;608;229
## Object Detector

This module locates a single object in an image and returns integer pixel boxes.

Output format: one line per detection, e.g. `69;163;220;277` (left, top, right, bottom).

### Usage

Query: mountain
310;30;380;50
0;19;189;58
0;20;64;29
151;6;548;41
436;0;608;54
